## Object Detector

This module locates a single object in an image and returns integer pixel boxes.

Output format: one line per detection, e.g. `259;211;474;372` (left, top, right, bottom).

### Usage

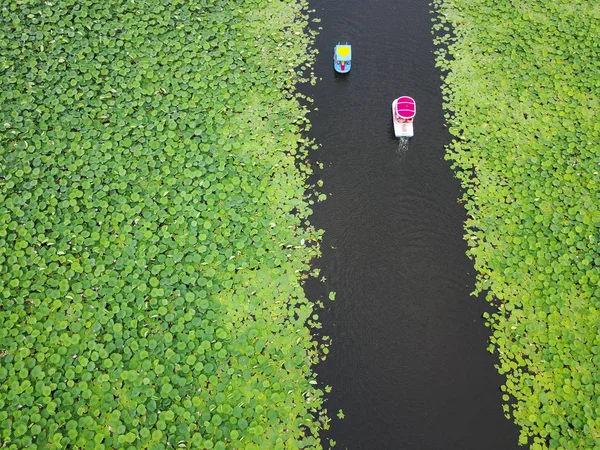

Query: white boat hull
392;100;414;138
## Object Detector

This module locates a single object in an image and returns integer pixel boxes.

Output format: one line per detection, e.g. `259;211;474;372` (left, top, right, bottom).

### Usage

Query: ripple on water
303;0;520;448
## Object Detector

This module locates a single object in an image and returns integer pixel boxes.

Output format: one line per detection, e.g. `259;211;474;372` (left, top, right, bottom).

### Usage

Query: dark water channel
300;1;520;449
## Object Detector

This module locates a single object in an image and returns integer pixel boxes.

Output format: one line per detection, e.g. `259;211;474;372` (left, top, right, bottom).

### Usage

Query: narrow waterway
301;1;520;448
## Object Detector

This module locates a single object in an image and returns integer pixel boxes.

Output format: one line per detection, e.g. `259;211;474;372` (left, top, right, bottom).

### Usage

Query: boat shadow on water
333;70;350;80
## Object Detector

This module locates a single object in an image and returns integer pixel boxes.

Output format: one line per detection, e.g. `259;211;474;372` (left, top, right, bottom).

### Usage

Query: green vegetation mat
433;1;600;448
0;0;327;448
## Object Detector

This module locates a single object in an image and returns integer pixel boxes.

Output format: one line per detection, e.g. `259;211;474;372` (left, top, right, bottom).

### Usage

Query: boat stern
393;121;414;138
334;60;351;73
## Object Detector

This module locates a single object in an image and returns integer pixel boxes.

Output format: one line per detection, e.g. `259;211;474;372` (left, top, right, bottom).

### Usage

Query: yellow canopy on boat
337;46;350;57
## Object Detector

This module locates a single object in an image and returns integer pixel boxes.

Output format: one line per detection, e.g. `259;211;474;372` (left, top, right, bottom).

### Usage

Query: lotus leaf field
433;1;600;448
0;0;328;448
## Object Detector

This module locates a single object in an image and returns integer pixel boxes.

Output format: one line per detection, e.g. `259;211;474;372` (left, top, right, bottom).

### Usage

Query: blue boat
334;43;352;73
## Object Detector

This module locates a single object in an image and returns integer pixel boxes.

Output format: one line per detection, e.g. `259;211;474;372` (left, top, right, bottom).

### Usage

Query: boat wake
396;137;409;159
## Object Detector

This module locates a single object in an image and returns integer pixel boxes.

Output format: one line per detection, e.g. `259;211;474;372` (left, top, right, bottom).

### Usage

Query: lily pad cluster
432;1;600;448
0;0;326;448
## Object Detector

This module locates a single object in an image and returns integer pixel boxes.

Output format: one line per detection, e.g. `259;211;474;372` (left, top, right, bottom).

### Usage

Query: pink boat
392;96;416;138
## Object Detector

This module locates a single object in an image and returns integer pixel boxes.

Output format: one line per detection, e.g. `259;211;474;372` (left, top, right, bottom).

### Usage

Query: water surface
301;1;520;448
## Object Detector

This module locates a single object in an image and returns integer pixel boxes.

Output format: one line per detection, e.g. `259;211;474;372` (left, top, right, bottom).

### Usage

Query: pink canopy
395;96;416;118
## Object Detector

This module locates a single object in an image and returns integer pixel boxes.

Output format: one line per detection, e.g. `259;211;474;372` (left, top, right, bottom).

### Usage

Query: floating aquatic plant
432;0;600;448
0;0;326;448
